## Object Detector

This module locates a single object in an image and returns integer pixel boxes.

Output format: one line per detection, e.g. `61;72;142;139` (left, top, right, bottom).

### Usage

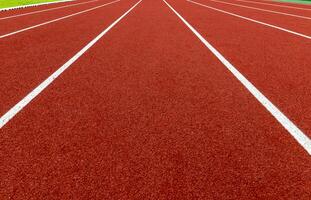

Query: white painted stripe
187;0;311;39
207;0;311;20
0;0;100;21
163;0;311;155
0;0;142;129
0;0;120;39
0;0;74;12
235;0;311;11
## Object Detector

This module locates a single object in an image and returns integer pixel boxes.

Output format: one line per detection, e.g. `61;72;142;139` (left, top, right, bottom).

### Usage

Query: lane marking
0;0;121;39
235;0;311;11
0;0;142;129
206;0;311;20
0;0;74;12
0;0;100;21
187;0;311;39
163;0;311;155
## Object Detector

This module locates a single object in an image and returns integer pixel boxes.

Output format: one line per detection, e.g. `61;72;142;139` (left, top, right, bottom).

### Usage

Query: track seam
163;0;311;155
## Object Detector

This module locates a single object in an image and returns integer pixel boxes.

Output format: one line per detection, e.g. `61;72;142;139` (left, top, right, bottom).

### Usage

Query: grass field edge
0;0;74;11
274;0;311;5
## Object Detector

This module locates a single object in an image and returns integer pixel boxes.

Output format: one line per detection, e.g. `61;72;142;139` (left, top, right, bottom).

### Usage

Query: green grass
277;0;311;4
0;0;63;9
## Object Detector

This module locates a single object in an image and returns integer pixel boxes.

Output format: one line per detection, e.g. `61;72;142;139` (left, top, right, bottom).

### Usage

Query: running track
0;0;310;199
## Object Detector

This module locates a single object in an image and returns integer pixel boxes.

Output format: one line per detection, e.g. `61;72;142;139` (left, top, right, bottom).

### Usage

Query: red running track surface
0;0;123;37
167;0;311;138
1;0;311;199
187;0;311;36
0;0;136;115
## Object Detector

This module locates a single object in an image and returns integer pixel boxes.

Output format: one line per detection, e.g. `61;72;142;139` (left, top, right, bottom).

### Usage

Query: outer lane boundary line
0;0;143;129
187;0;311;39
0;0;101;21
163;0;311;155
207;0;311;20
0;0;121;39
0;0;74;12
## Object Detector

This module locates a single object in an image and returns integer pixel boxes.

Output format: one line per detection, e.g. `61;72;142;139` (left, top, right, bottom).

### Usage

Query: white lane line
163;0;311;155
0;0;100;21
207;0;311;20
0;0;142;129
235;0;311;11
187;0;311;39
0;0;120;39
0;0;74;12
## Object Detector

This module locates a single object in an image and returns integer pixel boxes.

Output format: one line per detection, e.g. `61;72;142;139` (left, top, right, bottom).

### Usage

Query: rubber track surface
167;0;311;137
1;0;310;199
190;0;311;35
0;0;120;35
0;0;135;115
